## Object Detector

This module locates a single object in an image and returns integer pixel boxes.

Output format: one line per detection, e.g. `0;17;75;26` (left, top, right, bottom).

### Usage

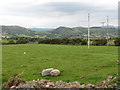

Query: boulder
41;68;54;76
117;60;120;64
50;69;60;76
45;85;50;88
10;86;16;88
47;82;55;86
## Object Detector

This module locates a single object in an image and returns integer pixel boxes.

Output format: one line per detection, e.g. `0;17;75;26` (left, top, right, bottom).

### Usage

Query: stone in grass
10;86;16;88
117;60;120;64
50;69;60;76
42;68;54;76
47;82;55;86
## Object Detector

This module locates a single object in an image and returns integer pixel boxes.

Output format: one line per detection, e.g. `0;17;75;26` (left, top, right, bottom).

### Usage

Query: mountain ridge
1;25;118;38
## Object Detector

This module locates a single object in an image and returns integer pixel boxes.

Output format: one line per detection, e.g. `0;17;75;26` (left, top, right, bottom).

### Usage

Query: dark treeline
38;38;87;45
8;37;39;42
2;36;120;46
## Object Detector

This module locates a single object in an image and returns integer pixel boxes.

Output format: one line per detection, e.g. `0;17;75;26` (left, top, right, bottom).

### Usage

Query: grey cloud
44;2;116;14
0;1;117;27
44;2;92;13
1;2;117;17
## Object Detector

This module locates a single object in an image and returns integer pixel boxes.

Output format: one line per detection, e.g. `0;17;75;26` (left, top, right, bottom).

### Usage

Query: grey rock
10;86;16;88
50;69;60;76
41;68;54;76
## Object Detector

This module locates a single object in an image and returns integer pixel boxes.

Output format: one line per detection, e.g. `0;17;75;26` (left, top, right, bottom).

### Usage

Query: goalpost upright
88;13;90;48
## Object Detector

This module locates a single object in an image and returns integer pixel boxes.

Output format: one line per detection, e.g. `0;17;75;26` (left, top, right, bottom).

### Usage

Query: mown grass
2;44;118;84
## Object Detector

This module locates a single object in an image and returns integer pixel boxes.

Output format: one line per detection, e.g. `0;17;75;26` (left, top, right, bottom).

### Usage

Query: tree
114;38;120;46
8;40;15;44
92;39;107;46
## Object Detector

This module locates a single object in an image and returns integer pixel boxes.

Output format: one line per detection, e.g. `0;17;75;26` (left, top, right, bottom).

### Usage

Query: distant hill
1;25;118;38
43;26;118;38
2;26;39;37
29;28;53;31
91;25;118;29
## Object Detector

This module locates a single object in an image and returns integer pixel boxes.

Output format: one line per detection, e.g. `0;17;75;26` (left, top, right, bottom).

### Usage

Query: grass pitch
2;44;118;84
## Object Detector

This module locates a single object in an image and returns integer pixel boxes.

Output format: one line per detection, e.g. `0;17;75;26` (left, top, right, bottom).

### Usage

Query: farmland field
2;44;118;84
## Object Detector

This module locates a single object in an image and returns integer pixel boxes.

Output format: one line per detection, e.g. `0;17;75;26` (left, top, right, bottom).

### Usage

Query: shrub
114;38;120;46
92;39;107;46
8;40;16;44
107;40;115;46
3;76;25;88
16;40;28;44
81;39;87;45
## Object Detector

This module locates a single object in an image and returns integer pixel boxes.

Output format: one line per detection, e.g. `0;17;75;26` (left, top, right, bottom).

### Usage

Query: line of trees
38;38;87;45
91;39;107;46
2;36;120;46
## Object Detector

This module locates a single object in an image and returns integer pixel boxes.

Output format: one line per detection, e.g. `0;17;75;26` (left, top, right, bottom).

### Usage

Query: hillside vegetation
2;26;37;37
2;26;118;38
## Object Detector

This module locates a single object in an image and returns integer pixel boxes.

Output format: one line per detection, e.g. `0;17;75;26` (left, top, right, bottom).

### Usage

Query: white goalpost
88;13;90;48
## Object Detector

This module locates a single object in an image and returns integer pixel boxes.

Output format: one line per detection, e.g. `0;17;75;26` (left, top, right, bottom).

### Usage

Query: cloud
0;0;118;28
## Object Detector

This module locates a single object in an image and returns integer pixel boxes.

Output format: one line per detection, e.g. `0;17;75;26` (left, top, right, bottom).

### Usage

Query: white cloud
0;0;118;28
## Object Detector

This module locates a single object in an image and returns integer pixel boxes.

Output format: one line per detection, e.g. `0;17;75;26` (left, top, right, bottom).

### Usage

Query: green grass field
2;44;118;84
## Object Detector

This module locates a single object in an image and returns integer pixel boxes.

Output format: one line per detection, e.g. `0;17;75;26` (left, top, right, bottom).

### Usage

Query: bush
92;39;107;46
16;40;28;44
8;40;16;44
81;39;87;45
107;40;115;46
114;38;120;46
3;76;25;88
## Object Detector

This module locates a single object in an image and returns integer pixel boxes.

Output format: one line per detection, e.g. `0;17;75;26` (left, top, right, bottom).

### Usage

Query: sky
0;0;119;28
